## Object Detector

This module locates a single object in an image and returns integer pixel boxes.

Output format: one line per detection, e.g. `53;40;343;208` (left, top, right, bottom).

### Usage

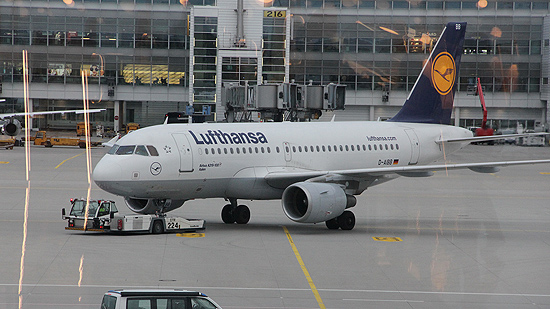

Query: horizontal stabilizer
437;132;550;144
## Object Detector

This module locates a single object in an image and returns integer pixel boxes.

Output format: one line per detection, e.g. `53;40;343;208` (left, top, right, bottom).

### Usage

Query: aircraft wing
0;108;106;118
265;159;550;189
438;132;549;144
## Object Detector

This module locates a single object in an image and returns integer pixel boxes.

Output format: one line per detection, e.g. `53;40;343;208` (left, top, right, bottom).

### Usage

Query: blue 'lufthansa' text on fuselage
189;130;268;145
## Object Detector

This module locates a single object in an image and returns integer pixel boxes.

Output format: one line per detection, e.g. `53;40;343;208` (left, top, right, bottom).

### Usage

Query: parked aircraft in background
1;109;105;136
93;22;550;230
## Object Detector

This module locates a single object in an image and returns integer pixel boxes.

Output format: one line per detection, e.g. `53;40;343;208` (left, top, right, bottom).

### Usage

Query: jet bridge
222;82;346;122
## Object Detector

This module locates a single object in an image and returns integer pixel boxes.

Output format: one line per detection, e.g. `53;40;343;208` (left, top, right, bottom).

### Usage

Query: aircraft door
283;142;292;162
172;133;194;172
404;129;420;165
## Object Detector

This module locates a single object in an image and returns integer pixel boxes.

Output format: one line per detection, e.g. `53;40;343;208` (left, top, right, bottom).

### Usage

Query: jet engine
282;182;356;223
2;118;21;136
124;197;185;214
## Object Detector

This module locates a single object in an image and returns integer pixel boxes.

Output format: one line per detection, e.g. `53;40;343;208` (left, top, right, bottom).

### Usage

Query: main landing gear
221;199;250;224
221;199;356;230
325;210;355;230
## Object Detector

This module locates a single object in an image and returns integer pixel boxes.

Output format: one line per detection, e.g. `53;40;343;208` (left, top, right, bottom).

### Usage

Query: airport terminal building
0;0;549;132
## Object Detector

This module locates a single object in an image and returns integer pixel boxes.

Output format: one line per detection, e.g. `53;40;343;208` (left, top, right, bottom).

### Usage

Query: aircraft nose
93;157;122;191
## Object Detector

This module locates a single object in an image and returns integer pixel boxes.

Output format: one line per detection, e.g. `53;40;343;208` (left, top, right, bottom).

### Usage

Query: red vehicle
473;78;494;144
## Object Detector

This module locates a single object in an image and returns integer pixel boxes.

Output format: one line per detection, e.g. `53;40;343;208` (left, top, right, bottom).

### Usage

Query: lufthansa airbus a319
93;22;550;230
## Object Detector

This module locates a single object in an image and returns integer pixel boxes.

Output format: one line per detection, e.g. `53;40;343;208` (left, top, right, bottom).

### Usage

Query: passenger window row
108;144;159;156
200;143;400;156
288;143;400;153
204;146;272;155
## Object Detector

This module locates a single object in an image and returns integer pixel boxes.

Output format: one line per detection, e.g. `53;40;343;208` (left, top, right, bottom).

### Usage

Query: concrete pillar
545;100;549;128
546;101;550;145
28;98;36;130
370;105;375;121
114;100;120;132
123;101;127;125
454;107;460;127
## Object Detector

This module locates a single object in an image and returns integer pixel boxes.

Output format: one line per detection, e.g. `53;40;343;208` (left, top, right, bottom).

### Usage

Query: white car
101;289;222;309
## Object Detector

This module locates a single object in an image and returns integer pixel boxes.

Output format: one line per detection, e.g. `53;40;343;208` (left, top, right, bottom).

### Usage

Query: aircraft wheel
152;220;164;234
221;204;236;224
337;211;355;230
325;218;340;230
235;205;250;224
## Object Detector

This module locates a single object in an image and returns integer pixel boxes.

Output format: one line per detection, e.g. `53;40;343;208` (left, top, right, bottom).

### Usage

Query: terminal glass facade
289;16;543;93
262;15;287;83
192;16;218;104
0;10;190;87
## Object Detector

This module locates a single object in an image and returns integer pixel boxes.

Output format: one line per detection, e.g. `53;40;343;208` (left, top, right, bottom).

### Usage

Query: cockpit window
109;144;157;156
108;144;119;155
135;145;149;156
116;145;136;155
147;145;159;156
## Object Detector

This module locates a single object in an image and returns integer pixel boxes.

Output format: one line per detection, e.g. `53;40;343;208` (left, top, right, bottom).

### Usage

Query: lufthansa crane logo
150;162;162;176
431;52;456;95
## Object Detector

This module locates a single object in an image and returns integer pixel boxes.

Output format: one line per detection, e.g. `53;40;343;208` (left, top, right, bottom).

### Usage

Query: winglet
388;22;467;125
102;133;122;147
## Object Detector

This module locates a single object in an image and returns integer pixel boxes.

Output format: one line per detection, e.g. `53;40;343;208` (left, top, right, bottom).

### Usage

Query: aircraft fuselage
93;121;472;201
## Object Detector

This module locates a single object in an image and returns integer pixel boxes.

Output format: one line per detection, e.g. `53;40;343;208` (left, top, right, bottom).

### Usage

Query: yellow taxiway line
283;226;326;309
55;152;85;169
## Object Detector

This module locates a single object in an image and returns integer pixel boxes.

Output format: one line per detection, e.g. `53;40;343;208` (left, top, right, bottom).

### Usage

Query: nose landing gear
221;199;250;224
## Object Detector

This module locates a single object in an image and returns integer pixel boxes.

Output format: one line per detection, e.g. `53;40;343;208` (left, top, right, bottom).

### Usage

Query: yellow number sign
264;10;286;18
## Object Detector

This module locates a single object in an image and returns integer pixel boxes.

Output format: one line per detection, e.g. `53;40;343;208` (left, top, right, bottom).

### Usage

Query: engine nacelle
3;118;21;136
282;182;356;223
124;197;185;214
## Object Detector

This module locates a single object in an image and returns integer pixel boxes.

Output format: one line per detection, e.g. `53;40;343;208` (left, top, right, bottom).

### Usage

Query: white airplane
1;108;106;136
93;22;550;230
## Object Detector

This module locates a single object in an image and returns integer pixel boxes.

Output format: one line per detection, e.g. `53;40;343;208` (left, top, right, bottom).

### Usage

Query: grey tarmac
1;143;549;308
